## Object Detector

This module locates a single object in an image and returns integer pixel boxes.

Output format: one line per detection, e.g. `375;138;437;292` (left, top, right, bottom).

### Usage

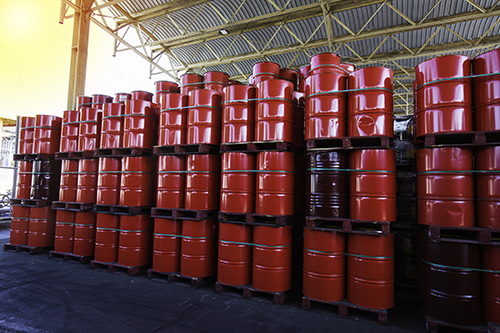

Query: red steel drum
33;114;62;154
9;206;30;245
256;79;294;142
77;96;92;111
123;99;157;149
96;157;121;205
350;149;396;221
220;152;255;213
155;80;179;94
482;245;500;323
76;159;98;203
348;67;394;137
157;155;186;209
54;210;75;253
159;93;189;145
292;92;305;147
118;215;153;267
218;222;253;285
475;146;500;229
252;225;292;292
59;159;79;202
114;93;131;103
187;89;222;145
340;62;356;73
131;90;153;102
256;151;294;215
91;94;113;110
303;229;345;302
60;110;79;152
78;107;102;151
16;161;32;199
28;207;56;247
181;219;217;277
347;234;394;309
153;218;182;273
228;80;242;86
418;235;481;325
185;154;220;210
101;102;125;149
310;53;343;76
280;68;298;90
31;160;61;201
222;85;255;143
304;72;347;139
298;65;311;93
415;55;473;137
204;71;229;95
19;116;35;154
307;151;349;218
416;147;474;227
180;73;203;95
473;49;500;130
94;214;120;263
120;157;155;207
73;211;96;256
252;61;280;86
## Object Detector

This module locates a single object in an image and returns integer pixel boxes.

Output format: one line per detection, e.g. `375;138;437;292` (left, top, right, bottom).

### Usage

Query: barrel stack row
414;51;500;327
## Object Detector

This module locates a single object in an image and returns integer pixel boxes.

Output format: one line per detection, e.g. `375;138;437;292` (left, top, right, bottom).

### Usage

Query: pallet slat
3;243;53;255
154;144;219;155
147;269;214;288
425;315;487;333
151;208;218;221
422;224;500;245
90;260;149;276
306;136;392;150
215;282;288;305
306;216;391;236
49;251;93;264
218;212;296;227
93;204;151;216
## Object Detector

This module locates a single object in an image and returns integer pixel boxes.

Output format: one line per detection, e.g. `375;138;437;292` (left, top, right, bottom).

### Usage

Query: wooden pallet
94;147;153;158
489;322;500;333
49;251;93;264
220;141;299;153
147;269;215;288
422;224;500;245
306;135;392;150
11;198;51;207
55;151;95;160
215;282;288;305
13;153;55;161
151;208;218;221
302;296;388;325
3;243;53;255
305;216;391;236
218;212;296;227
90;260;149;276
417;130;500;147
52;201;94;211
425;315;487;333
153;144;219;155
93;204;151;216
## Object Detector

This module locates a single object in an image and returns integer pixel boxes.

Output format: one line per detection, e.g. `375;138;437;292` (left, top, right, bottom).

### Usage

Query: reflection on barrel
473;49;500;131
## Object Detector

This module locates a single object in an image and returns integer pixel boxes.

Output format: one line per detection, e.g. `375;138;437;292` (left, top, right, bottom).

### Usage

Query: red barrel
118;215;152;267
181;219;217;277
252;225;292;292
307;151;349;218
10;206;30;245
473;49;500;130
94;214;120;263
16;161;32;199
414;55;472;137
220;152;255;213
180;73;203;95
19;116;35;154
256;79;294;142
114;93;131;103
54;210;75;253
303;229;345;301
252;61;280;86
475;146;500;229
222;85;255;143
347;233;394;309
280;68;298;90
33;115;62;154
218;222;253;285
350;149;396;221
256;151;294;215
482;245;500;324
185;154;220;210
155;80;179;94
157;155;185;209
305;72;346;139
60;110;79;152
204;71;229;95
159;93;189;145
228;80;242;86
187;89;222;145
73;211;96;256
59;159;79;202
123;99;157;149
77;96;92;111
131;90;153;102
91;94;113;110
101;102;125;149
310;53;343;76
76;159;98;203
78;108;101;151
31;160;61;201
298;65;311;93
120;157;155;206
348;67;393;137
153;218;182;273
292;92;305;147
96;157;121;205
417;147;474;227
28;207;56;247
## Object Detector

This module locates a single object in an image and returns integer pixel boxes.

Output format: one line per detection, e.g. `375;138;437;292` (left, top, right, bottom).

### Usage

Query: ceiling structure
60;0;500;113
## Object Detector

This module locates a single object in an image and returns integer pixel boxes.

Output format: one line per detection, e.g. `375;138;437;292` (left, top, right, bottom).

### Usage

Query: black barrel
31;160;61;201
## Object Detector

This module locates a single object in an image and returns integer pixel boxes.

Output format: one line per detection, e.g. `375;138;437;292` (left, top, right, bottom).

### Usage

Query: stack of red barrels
302;53;396;314
415;51;500;325
9;114;62;252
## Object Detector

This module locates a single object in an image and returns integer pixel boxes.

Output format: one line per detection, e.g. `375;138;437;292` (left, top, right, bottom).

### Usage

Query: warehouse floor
0;231;425;333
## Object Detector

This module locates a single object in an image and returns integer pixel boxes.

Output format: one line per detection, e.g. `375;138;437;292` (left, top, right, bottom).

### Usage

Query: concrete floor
0;230;426;333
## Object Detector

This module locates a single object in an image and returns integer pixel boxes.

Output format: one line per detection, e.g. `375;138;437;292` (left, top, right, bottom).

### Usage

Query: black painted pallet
90;260;149;276
147;269;215;288
52;201;94;211
151;207;218;221
154;144;219;155
3;243;53;255
425;315;487;333
220;141;299;153
215;282;288;305
306;135;392;150
13;153;55;161
55;151;95;160
94;147;153;158
416;130;500;147
422;224;500;245
11;198;51;207
93;204;151;216
49;251;93;264
305;216;391;236
218;212;296;227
